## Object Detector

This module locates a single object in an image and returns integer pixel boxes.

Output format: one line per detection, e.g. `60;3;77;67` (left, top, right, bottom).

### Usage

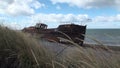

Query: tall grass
0;25;55;68
0;25;120;68
56;36;120;68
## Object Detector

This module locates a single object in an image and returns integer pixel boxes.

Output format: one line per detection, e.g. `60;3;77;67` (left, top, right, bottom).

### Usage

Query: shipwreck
22;23;86;46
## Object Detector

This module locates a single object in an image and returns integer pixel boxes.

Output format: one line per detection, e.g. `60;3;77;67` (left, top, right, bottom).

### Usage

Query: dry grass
0;25;120;68
53;37;120;68
0;25;55;68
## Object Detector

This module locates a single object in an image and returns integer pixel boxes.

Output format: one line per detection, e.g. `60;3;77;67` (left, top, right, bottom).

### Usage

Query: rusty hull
22;24;86;46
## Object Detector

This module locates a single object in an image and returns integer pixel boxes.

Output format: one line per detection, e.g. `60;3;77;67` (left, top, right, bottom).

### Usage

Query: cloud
30;13;120;24
93;15;120;22
1;13;120;29
29;13;120;28
30;13;91;24
0;20;21;30
50;0;120;9
32;1;45;9
0;0;45;16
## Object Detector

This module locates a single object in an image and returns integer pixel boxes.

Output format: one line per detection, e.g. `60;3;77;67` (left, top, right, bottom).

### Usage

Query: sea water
84;29;120;46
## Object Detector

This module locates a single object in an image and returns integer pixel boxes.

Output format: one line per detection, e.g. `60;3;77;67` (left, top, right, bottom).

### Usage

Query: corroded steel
22;23;86;46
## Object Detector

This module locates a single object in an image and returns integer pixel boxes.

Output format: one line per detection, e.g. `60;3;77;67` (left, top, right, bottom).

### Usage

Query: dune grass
55;36;120;68
0;25;55;68
0;25;120;68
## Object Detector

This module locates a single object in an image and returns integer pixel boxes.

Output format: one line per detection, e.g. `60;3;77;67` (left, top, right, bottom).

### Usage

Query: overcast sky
0;0;120;29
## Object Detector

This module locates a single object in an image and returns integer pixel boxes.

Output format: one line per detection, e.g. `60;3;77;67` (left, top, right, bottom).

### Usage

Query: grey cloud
86;0;115;8
3;0;14;4
51;0;120;9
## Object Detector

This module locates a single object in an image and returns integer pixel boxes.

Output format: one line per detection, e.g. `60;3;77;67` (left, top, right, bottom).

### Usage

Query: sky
0;0;120;29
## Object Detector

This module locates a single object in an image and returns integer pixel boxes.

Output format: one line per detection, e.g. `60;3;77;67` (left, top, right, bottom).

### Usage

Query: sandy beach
39;39;120;57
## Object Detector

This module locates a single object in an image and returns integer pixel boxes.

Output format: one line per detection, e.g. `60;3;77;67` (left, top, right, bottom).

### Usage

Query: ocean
84;29;120;46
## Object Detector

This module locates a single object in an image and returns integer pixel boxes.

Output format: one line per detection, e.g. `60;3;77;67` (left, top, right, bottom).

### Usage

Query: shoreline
40;39;120;52
83;43;120;51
